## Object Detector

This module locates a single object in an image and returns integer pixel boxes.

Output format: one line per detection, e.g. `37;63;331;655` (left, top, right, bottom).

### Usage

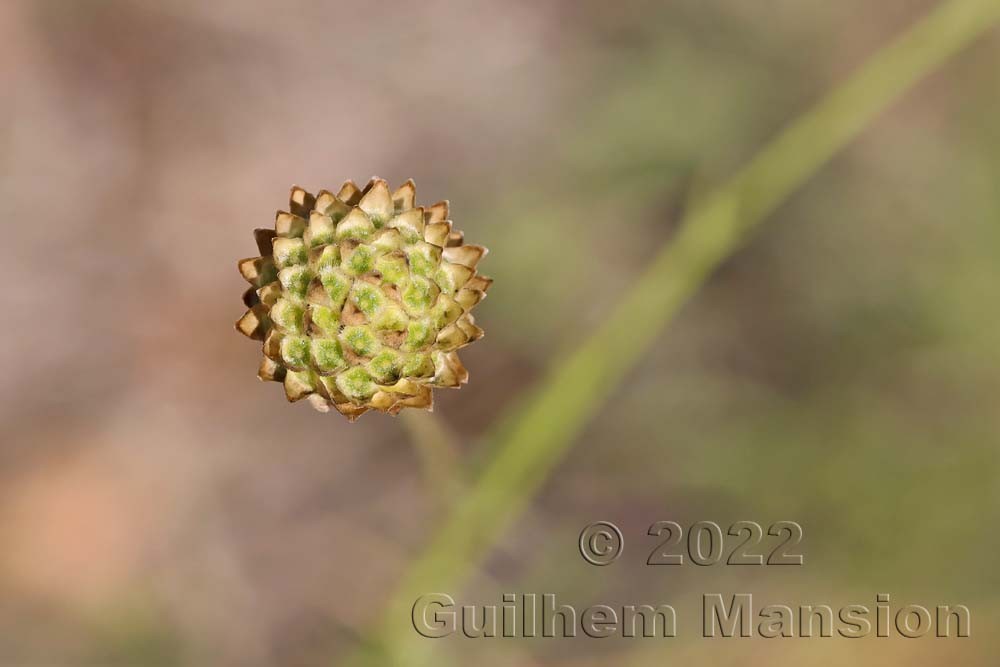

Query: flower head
236;179;490;420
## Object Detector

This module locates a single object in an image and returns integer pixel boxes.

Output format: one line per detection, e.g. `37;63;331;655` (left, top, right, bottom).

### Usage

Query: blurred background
2;0;999;664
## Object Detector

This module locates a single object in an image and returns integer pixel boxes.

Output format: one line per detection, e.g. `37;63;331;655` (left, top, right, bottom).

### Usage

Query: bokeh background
3;0;999;665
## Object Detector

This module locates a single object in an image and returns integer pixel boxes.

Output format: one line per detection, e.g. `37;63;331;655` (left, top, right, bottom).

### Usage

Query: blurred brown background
2;0;999;665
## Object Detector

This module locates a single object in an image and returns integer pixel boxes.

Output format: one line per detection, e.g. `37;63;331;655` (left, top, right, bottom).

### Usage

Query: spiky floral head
236;178;491;421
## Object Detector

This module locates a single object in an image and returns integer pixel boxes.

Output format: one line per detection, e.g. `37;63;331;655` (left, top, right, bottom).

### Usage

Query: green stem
399;409;464;506
349;0;1000;663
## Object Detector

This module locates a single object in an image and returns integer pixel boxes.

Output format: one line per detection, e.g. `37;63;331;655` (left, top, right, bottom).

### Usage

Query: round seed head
236;179;491;420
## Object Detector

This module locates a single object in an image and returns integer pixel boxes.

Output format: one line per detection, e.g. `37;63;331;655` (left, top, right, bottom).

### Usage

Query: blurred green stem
399;410;464;505
352;0;1000;663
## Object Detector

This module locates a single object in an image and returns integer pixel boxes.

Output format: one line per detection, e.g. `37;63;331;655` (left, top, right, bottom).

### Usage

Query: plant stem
349;0;1000;663
399;409;464;506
